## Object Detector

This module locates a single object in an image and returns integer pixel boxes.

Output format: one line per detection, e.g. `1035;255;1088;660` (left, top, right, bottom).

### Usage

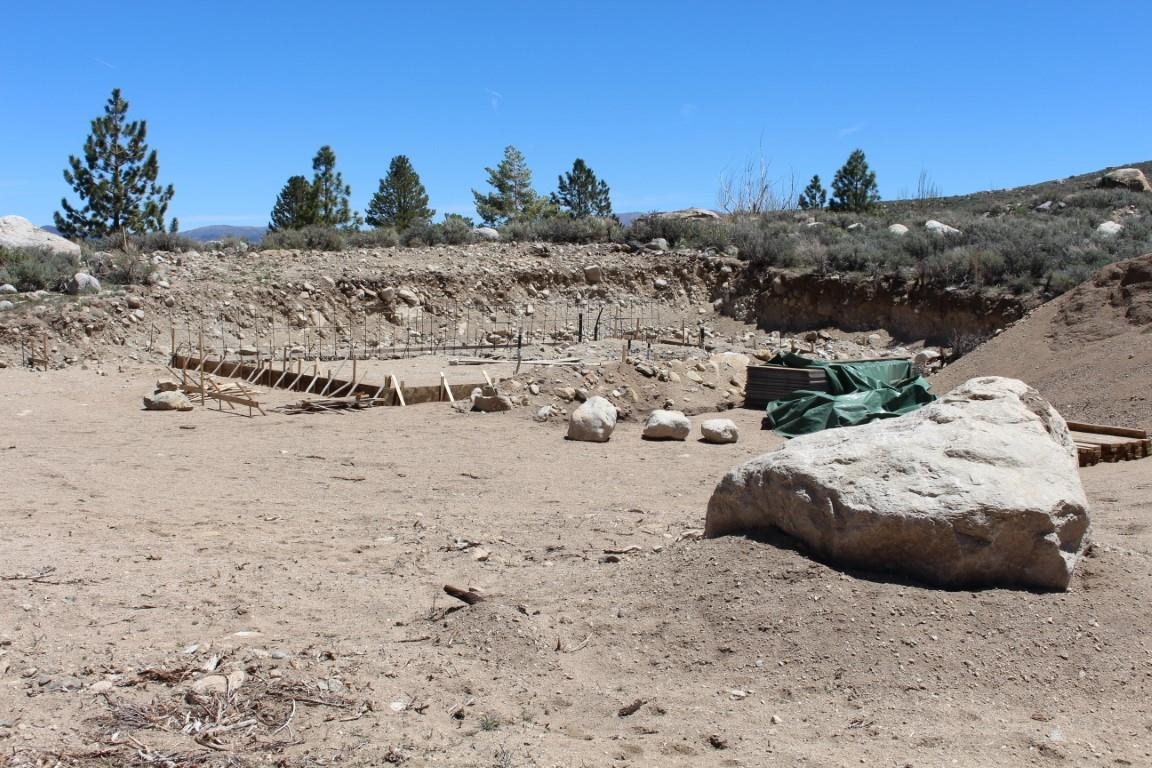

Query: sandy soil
2;252;1151;767
2;349;1151;768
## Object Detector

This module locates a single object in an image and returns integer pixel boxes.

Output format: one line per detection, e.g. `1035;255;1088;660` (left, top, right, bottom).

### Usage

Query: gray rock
653;208;720;221
925;219;962;236
1096;221;1123;237
1100;168;1152;193
67;273;101;295
887;224;909;236
474;227;500;241
701;419;739;444
705;377;1091;590
0;216;81;259
567;395;617;442
0;284;16;294
396;288;420;306
654;278;669;290
583;264;603;285
647;238;670;252
143;390;194;411
0;300;12;311
642;409;691;441
472;391;514;412
534;405;553;422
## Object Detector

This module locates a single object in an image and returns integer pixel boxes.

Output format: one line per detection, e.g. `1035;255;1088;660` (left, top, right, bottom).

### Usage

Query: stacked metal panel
744;364;829;409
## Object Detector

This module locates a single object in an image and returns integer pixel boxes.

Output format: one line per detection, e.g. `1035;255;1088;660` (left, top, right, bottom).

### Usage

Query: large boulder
1099;168;1152;193
642;409;691;440
0;216;81;259
567;395;617;442
706;377;1091;590
925;219;962;236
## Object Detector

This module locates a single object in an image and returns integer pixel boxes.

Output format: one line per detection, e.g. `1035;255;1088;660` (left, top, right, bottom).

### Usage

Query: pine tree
54;88;175;244
310;145;359;229
268;175;318;232
797;174;827;210
472;146;551;226
551;159;613;218
829;149;880;213
365;155;435;231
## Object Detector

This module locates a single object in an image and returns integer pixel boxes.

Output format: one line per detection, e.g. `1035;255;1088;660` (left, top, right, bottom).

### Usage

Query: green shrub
104;250;157;285
345;228;400;248
0;246;75;292
261;226;345;251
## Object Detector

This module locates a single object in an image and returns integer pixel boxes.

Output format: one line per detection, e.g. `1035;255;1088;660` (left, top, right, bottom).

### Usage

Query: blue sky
3;1;1150;229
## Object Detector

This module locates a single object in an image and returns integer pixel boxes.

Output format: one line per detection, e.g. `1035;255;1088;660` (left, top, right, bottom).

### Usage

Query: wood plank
1065;421;1148;439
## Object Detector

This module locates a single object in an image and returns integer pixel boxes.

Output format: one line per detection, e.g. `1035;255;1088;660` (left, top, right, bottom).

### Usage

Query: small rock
642;409;691;441
701;419;739;444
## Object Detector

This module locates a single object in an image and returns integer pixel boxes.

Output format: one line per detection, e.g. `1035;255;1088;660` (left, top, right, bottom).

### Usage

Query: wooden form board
171;354;479;408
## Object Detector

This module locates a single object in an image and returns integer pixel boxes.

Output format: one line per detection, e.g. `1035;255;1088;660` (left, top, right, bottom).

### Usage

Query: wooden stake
440;371;455;403
393;376;406;407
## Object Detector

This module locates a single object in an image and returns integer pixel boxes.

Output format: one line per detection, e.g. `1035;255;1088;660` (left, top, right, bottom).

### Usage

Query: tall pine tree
365;155;435;231
829;149;880;213
311;145;359;229
797;175;827;210
472;146;551;226
268;175;318;232
54;88;175;244
551;159;613;218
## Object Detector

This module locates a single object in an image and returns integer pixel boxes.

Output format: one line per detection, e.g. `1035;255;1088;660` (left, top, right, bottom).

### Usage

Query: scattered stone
474;227;500;241
642;409;691;440
567;395;617;442
0;284;16;294
653;278;669;289
700;419;739;444
472;386;514;412
143;390;194;412
126;295;144;309
534;405;553;422
0;300;12;311
706;377;1091;590
155;380;181;392
397;288;420;306
887;223;909;236
1096;221;1123;237
583;265;603;284
647;238;670;252
67;273;101;295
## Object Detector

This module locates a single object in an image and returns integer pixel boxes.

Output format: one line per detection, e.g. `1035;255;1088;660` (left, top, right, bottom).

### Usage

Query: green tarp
761;352;935;438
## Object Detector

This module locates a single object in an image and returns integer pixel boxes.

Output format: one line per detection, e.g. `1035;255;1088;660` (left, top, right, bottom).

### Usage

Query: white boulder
887;224;909;236
701;418;739;444
706;377;1091;590
642;409;691;441
0;216;81;259
1096;221;1123;237
474;227;500;241
925;219;962;236
567;395;617;442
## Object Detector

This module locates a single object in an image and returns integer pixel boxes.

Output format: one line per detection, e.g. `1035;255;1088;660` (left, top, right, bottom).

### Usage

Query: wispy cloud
838;122;866;138
94;57;117;69
487;89;503;114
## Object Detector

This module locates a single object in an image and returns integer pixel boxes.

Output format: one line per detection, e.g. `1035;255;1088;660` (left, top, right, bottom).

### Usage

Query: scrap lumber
1069;421;1149;466
273;396;385;415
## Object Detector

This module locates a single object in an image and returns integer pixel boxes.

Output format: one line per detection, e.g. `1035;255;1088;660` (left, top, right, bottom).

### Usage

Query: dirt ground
2;251;1151;767
2;347;1151;768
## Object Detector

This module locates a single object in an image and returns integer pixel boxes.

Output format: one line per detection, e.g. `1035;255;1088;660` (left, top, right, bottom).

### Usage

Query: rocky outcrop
1099;168;1152;193
0;216;81;259
706;377;1091;590
567;396;617;442
67;273;101;295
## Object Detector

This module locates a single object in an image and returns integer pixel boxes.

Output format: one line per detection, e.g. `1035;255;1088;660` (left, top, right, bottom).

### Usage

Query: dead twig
617;699;647;717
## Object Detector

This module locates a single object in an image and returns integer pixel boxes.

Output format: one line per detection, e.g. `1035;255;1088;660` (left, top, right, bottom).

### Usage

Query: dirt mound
1054;253;1152;343
931;253;1152;428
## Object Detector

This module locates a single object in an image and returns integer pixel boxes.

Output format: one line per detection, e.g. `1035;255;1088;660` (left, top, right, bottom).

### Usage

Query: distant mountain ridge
180;225;266;243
